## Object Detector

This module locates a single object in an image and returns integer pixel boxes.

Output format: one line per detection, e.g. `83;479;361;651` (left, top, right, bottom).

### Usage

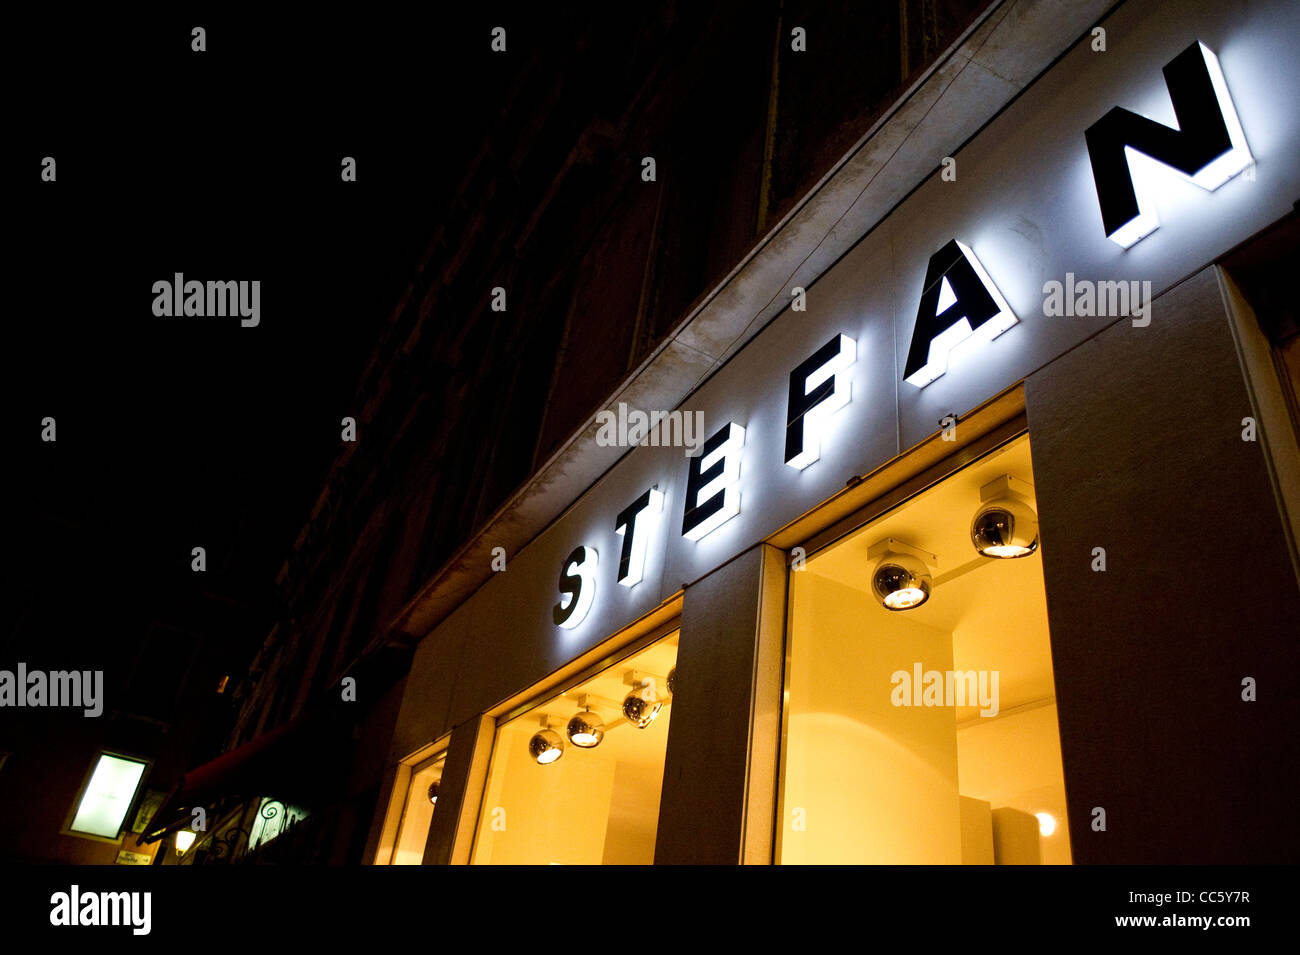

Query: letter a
192;27;206;51
903;240;1016;388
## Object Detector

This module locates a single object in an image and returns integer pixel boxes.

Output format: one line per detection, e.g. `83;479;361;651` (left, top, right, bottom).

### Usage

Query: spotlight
1035;812;1056;837
175;830;196;854
622;678;663;729
565;707;605;748
971;475;1038;558
666;667;676;696
867;539;935;611
528;724;564;765
427;780;439;805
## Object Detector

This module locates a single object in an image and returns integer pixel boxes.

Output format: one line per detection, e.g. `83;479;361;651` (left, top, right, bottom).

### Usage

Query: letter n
1084;42;1252;248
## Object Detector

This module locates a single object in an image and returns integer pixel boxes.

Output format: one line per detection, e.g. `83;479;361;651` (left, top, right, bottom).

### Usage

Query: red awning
141;710;348;843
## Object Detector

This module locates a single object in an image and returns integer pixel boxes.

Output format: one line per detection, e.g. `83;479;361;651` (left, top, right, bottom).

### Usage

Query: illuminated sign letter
552;545;597;629
1085;41;1252;249
904;240;1016;388
615;487;664;587
681;422;745;541
785;333;856;470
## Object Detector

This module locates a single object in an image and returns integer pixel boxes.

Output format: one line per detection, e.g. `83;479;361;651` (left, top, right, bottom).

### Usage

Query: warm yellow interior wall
470;635;677;865
392;762;443;865
473;719;617;865
781;573;962;864
960;796;994;864
599;709;671;864
778;434;1072;865
956;703;1072;864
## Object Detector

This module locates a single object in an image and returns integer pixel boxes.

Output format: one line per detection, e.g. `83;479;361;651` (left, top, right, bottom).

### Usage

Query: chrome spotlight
971;475;1039;558
427;780;440;805
867;538;935;611
622;679;663;729
566;708;605;748
666;667;676;696
528;726;565;764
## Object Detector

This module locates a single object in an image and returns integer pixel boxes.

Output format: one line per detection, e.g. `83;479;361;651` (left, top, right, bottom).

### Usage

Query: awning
141;707;351;844
141;641;411;844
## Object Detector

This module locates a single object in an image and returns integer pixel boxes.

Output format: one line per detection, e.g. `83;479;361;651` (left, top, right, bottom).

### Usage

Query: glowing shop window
69;753;148;840
778;435;1072;864
471;632;678;865
391;750;447;865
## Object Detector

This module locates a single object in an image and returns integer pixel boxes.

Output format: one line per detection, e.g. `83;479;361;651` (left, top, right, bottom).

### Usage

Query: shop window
64;752;149;842
778;434;1071;864
471;632;679;865
391;749;448;865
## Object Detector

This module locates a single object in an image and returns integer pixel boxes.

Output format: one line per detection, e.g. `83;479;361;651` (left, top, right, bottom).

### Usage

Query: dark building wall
1025;267;1300;864
223;0;991;862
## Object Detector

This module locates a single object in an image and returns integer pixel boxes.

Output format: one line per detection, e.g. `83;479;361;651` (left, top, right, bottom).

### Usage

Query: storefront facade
371;0;1300;865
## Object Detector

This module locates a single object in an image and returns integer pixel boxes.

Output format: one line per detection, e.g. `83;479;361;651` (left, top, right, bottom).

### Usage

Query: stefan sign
549;38;1259;627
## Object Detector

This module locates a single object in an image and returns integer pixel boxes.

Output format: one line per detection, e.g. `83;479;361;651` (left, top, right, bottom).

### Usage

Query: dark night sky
5;10;531;681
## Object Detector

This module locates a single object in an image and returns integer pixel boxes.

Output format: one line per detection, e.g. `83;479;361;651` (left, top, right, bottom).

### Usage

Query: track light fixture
530;669;676;763
528;717;565;765
970;474;1039;558
622;676;663;729
868;538;935;611
566;699;605;749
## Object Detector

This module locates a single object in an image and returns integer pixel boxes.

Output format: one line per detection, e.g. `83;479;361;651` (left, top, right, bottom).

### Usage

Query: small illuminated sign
615;487;663;587
785;334;856;470
69;753;148;840
1085;41;1253;249
904;240;1016;388
681;422;745;541
553;545;598;628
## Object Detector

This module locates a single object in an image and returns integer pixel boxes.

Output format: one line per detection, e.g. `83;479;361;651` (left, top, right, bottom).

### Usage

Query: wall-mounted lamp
566;696;606;749
622;673;663;729
528;716;565;765
868;538;936;611
971;475;1039;559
